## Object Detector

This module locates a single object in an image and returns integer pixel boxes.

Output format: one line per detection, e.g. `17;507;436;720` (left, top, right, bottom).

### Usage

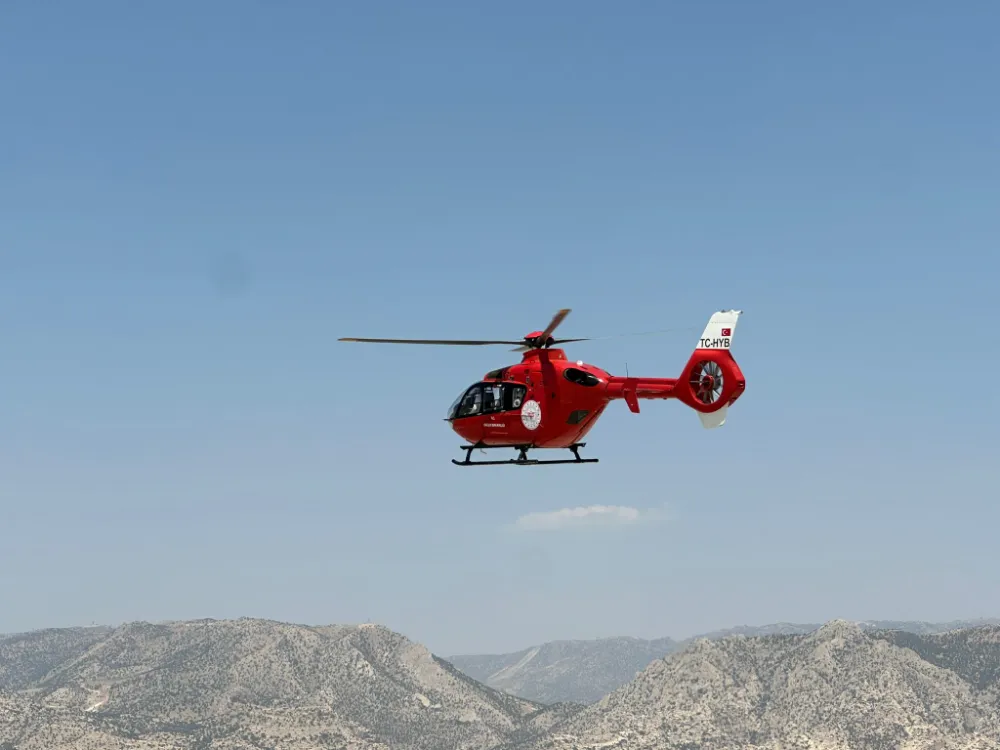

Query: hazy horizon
6;611;1000;658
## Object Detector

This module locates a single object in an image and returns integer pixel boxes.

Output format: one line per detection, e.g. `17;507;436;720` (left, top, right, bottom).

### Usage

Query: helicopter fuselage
445;345;743;449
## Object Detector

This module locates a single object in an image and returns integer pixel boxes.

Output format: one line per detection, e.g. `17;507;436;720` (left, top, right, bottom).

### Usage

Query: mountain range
2;617;999;749
447;619;1000;705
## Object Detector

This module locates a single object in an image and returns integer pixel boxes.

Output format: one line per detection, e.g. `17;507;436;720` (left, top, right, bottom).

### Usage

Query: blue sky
1;0;997;655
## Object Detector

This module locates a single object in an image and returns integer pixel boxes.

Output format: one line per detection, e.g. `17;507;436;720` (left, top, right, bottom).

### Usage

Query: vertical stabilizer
696;309;742;351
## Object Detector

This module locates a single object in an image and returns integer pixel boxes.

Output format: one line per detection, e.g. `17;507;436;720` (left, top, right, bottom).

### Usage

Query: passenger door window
504;384;526;411
482;384;504;414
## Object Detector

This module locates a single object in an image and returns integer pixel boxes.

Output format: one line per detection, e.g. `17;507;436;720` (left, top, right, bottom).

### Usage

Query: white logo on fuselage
521;399;541;430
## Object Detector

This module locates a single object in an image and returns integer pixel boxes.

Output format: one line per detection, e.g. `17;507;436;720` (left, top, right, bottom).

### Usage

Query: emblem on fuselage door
520;399;541;430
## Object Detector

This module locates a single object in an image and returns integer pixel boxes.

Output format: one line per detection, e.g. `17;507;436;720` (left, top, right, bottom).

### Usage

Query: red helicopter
339;308;746;466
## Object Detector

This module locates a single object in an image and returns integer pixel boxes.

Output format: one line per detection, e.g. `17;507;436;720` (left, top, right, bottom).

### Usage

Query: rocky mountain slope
515;620;1000;750
0;626;113;691
0;618;582;750
449;618;1000;705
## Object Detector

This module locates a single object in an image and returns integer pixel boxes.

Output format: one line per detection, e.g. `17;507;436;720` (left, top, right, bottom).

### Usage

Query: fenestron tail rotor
689;360;724;404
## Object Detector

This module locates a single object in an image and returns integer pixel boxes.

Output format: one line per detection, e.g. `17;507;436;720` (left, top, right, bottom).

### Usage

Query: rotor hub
522;331;555;349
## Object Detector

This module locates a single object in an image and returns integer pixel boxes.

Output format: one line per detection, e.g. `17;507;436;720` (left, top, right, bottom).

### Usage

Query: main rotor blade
510;336;593;352
341;317;697;352
510;326;699;351
539;308;571;341
339;337;524;346
552;325;699;344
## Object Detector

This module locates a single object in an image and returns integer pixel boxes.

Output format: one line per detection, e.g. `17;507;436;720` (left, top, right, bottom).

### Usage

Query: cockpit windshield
446;384;482;420
446;389;466;420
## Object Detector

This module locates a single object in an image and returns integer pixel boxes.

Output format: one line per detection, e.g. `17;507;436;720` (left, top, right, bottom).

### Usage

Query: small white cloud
514;504;663;532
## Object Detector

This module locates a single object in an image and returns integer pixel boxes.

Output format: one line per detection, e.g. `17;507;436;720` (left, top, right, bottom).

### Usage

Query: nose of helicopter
449;418;480;444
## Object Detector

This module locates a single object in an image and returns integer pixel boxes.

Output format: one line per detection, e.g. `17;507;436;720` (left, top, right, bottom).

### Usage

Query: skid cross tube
452;442;598;467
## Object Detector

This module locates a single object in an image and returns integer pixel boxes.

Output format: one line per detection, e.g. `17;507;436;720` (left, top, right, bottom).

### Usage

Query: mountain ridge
448;618;1000;705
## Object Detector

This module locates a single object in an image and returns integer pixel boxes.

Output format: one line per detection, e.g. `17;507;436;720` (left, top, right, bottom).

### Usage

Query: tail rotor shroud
689;360;724;405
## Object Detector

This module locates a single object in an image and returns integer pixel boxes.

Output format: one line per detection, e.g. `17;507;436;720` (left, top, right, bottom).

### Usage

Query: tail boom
605;377;677;413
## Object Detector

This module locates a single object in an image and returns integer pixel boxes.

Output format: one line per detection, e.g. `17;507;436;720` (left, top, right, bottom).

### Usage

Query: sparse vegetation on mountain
0;626;112;691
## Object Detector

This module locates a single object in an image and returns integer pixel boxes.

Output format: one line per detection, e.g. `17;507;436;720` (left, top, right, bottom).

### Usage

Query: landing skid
452;443;598;467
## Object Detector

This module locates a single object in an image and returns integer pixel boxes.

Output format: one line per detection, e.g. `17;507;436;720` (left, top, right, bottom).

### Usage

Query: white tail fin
696;309;742;351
